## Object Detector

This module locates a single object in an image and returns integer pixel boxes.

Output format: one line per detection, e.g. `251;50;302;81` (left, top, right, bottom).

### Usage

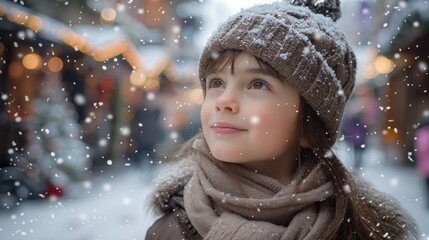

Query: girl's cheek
248;113;269;133
200;102;211;127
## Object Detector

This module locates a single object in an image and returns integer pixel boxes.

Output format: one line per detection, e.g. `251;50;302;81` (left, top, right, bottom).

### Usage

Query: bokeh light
22;53;42;70
47;57;63;72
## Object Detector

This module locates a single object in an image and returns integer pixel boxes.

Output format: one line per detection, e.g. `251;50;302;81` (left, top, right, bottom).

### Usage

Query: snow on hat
198;0;356;146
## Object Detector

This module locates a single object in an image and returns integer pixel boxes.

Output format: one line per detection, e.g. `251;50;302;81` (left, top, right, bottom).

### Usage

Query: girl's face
201;51;301;165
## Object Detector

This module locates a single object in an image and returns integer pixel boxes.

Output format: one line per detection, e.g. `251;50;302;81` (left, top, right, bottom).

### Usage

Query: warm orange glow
7;8;19;22
9;61;24;78
7;8;28;25
27;15;43;31
374;55;395;74
362;64;377;80
62;30;88;51
148;58;170;78
79;42;93;55
2;5;142;71
122;46;141;69
0;4;6;17
183;89;204;105
101;7;116;22
130;69;147;86
94;40;128;61
58;29;72;42
22;53;42;70
48;57;63;72
143;78;160;91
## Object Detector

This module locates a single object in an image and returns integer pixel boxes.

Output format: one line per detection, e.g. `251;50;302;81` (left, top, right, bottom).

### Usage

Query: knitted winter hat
198;0;356;146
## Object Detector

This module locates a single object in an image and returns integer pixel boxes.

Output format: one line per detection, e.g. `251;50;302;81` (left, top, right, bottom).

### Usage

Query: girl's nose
215;90;239;113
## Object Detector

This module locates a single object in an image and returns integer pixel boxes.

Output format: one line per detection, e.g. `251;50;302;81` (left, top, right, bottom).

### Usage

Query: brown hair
180;50;417;238
299;97;419;239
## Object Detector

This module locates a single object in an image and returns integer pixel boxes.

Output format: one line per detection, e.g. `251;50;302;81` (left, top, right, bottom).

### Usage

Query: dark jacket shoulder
145;192;202;240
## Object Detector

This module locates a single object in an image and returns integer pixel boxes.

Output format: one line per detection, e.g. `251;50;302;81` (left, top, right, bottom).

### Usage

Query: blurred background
0;0;428;239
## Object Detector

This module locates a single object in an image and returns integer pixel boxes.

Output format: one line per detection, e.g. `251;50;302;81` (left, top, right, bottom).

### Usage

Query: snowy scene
0;0;429;239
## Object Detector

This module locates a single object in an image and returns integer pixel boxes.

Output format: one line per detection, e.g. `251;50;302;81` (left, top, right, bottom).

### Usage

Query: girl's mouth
211;122;247;134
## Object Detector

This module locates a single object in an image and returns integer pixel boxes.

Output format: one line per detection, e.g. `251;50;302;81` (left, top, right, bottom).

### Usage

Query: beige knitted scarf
183;147;336;240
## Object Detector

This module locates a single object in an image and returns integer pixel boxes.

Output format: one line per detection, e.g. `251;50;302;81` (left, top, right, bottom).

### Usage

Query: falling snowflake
250;115;260;125
74;94;86;106
99;139;108;147
418;61;427;72
120;126;131;136
343;184;351;193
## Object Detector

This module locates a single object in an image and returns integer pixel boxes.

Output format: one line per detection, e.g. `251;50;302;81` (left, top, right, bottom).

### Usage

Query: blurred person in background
131;89;162;170
342;84;377;171
415;115;429;208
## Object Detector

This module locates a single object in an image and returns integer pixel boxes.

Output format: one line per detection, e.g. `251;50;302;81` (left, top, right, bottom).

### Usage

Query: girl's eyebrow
206;67;280;79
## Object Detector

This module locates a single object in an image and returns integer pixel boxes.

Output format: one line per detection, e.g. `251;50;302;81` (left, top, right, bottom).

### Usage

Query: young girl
145;0;418;239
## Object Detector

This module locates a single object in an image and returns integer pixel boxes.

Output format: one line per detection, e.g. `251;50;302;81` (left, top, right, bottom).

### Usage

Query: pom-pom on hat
198;0;356;146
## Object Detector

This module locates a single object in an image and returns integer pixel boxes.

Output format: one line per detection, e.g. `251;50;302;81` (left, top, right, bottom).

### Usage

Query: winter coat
145;191;202;240
145;161;416;240
415;125;429;177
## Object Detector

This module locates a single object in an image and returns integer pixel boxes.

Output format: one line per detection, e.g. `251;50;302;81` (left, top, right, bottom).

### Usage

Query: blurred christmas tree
25;77;90;190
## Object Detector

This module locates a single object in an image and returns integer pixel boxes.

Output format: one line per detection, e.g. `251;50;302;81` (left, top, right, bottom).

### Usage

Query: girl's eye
250;80;270;90
207;79;224;89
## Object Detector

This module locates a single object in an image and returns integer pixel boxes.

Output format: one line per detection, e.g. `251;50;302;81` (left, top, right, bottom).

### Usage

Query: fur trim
150;157;196;214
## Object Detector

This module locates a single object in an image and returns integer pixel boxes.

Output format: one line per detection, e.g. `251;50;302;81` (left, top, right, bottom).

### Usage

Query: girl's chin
212;153;258;164
211;152;246;164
